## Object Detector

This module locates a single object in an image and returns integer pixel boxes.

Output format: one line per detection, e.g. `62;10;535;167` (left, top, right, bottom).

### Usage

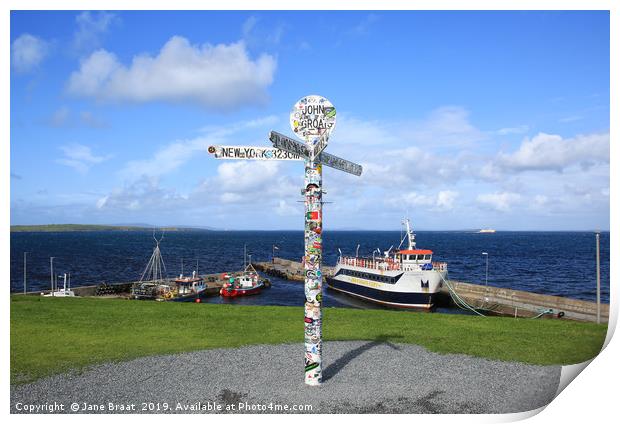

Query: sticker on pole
290;95;336;159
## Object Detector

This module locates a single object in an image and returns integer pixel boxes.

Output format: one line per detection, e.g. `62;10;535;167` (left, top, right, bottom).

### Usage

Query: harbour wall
254;258;609;323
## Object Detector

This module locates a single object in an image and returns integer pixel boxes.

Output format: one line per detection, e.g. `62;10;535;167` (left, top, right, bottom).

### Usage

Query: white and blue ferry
327;219;448;309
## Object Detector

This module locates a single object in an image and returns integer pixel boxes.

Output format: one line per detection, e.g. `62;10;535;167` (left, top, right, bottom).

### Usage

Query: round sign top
290;95;336;151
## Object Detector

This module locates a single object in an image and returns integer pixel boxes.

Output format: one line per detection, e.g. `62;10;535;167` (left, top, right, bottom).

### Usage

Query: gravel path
11;341;561;414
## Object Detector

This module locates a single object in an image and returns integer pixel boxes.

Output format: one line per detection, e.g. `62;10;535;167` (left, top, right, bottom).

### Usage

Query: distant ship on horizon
478;228;497;233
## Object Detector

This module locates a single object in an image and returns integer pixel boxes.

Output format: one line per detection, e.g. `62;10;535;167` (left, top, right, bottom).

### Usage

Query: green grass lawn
10;296;607;384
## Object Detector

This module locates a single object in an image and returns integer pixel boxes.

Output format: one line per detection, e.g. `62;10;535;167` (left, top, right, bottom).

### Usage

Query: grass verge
10;296;607;384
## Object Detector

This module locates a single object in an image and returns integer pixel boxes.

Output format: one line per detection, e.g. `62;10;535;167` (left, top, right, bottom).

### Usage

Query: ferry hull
326;277;435;309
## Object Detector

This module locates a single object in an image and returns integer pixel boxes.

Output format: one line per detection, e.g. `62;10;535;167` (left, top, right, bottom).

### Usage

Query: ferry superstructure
326;219;448;309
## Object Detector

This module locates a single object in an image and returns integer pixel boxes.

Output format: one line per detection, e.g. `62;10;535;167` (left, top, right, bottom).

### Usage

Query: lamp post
50;257;55;293
23;252;28;294
482;252;489;290
595;231;601;324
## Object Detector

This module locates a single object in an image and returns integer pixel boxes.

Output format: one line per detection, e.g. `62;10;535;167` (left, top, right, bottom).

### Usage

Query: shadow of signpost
322;335;403;382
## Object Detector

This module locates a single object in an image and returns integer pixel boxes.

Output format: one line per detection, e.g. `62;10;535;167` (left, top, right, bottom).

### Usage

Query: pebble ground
11;341;561;414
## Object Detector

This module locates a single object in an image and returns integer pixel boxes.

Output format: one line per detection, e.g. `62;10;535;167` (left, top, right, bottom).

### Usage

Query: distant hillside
10;224;212;233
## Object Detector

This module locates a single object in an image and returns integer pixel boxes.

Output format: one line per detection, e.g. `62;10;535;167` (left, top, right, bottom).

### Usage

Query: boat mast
404;218;416;250
140;231;167;283
397;218;416;251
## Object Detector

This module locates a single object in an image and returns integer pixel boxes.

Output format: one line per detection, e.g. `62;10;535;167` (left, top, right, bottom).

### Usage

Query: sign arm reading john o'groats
209;95;362;386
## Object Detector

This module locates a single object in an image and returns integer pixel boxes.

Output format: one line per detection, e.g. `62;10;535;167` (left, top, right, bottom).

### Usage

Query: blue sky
10;10;610;230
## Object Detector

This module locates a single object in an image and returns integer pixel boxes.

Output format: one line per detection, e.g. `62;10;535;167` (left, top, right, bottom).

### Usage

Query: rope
530;308;554;319
438;270;555;320
435;270;486;317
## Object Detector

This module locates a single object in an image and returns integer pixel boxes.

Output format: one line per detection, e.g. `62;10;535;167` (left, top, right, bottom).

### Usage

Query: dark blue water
10;231;610;305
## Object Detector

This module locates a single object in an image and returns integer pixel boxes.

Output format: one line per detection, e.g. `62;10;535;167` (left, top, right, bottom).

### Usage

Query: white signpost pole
290;95;335;386
302;159;323;384
210;94;361;386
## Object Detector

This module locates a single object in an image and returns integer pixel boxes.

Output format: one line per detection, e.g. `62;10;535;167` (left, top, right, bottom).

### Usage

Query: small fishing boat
220;264;265;298
131;232;171;300
175;270;206;298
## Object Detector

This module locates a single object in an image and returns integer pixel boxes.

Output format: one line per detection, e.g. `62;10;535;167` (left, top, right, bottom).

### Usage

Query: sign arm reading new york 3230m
208;94;362;387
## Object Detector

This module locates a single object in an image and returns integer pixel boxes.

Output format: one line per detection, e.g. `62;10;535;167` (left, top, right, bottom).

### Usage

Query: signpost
209;94;362;386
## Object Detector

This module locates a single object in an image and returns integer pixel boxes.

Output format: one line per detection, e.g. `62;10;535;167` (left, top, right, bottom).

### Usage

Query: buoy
195;298;201;303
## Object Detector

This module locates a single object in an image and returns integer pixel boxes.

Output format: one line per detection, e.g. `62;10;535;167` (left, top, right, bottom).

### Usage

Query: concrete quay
254;258;608;323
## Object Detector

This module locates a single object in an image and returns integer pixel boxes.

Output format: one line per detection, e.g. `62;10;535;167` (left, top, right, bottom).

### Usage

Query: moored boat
175;270;206;298
220;264;265;297
326;218;448;309
131;232;171;300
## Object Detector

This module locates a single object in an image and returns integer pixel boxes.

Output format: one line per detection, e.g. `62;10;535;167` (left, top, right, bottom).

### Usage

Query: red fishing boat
220;264;265;298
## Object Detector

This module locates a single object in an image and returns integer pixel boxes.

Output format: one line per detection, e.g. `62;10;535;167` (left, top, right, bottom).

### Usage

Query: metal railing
338;256;448;272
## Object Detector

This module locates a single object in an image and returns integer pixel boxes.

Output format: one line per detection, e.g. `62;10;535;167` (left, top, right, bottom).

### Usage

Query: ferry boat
326;219;448;309
220;264;265;298
478;229;496;233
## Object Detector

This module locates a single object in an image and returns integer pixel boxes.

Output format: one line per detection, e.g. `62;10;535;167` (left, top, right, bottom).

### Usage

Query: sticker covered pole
303;159;323;385
290;95;335;386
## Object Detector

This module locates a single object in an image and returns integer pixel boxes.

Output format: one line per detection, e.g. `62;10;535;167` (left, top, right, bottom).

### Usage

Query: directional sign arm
208;145;303;161
317;151;363;176
269;131;309;159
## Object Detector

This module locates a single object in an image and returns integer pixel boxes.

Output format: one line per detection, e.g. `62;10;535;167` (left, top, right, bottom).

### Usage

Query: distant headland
10;224;213;233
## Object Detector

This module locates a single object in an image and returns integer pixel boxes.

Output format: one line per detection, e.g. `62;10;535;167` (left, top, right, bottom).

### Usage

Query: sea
10;231;610;309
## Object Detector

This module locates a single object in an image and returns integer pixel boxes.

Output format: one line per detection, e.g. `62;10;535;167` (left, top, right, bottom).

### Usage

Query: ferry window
425;255;431;260
408;255;414;260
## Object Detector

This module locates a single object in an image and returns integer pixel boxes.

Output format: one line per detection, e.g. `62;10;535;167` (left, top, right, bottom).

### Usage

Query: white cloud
216;161;281;192
495;125;529;135
436;190;459;210
347;14;380;36
119;115;278;180
241;15;285;47
67;36;277;110
476;192;522;212
242;16;259;39
275;200;300;216
57;144;111;173
498;132;609;172
409;106;485;148
79;111;106;128
73;11;116;53
558;116;583;123
531;195;549;210
49;107;70;127
388;190;459;212
96;177;184;211
11;34;49;72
